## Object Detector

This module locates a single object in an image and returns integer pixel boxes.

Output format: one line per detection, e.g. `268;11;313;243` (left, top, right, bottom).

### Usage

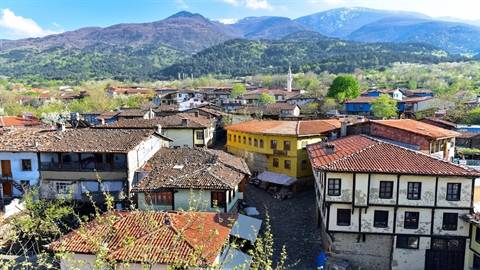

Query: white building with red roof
307;135;480;270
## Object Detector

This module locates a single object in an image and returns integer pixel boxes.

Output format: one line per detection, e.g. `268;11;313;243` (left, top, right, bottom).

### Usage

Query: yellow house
226;119;341;178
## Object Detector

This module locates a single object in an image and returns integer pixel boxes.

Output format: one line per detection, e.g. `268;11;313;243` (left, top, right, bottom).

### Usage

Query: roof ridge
318;136;380;169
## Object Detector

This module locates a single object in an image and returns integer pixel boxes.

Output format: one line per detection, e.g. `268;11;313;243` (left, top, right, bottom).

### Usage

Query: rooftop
99;113;214;129
133;148;250;191
371;119;460;139
38;128;160;153
235;103;299;116
226;119;341;137
307;135;480;177
0;116;42;127
0;128;47;152
48;211;234;266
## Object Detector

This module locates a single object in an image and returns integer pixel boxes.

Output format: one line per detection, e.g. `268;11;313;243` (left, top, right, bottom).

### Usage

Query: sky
1;0;480;39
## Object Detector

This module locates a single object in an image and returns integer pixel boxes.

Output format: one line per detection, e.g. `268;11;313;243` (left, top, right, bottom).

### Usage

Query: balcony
40;162;126;172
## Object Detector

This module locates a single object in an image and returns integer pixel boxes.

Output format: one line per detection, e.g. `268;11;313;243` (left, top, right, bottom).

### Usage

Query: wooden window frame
327;178;341;196
284;160;291;170
273;158;279;168
259;139;264;148
404;211;419;229
396;236;419;249
373;210;389;228
21;159;32;171
336;209;351;226
146;191;173;206
379;181;393;199
442;212;458;231
446;183;461;201
270;140;277;150
284;141;291;151
407;182;422;200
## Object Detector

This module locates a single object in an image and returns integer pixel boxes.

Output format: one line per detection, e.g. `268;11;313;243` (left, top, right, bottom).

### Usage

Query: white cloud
175;0;189;9
222;0;272;10
218;18;238;24
0;9;60;38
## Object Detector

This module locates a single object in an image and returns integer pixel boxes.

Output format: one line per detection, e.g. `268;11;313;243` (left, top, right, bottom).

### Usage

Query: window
243;136;246;144
404;212;419;229
228;134;231;141
146;191;172;206
196;131;204;140
474;254;480;270
442;213;458;231
373;210;389;228
248;137;252;145
234;135;237;142
56;182;71;194
271;140;277;150
284;141;291;151
407;182;421;200
327;178;341;196
211;191;226;208
476;227;480;243
21;159;32;171
337;209;351;226
254;139;258;147
396;236;419;249
301;160;308;170
259;139;264;148
446;183;461;201
284;160;291;170
379;181;393;199
273;158;279;168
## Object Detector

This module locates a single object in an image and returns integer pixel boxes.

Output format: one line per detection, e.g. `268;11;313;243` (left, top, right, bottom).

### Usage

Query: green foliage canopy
258;93;276;105
327;75;361;103
371;94;398;119
230;83;247;98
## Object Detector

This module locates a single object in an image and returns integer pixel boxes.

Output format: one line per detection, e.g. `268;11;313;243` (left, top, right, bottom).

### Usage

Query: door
1;160;12;177
425;238;465;270
2;182;12;197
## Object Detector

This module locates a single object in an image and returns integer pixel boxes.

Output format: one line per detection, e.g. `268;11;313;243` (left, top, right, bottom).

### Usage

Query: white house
133;147;250;213
37;128;170;205
0;128;43;201
307;135;480;270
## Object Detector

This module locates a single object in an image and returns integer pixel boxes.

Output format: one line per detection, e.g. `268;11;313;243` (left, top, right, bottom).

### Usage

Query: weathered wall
331;233;392;270
392;236;430;270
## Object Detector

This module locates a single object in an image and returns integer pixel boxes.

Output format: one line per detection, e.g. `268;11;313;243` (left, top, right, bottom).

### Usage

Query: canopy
230;214;262;243
257;171;296;186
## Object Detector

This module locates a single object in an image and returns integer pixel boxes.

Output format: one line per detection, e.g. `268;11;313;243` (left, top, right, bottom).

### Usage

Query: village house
106;86;152;96
307;135;480;270
226;119;343;180
48;211;254;270
240;88;298;105
133;147;250;213
0;128;45;206
285;93;320;106
97;113;216;148
154;89;208;111
117;108;155;121
367;119;460;161
37;128;170;205
234;103;301;120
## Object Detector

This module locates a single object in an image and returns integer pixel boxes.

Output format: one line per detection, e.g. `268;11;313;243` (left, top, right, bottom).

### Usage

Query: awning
230;214;262;243
257;171;296;186
220;247;252;270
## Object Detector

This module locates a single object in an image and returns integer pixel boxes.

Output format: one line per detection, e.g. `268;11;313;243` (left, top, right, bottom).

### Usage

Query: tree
258;93;276;105
327;75;360;103
371;94;398;119
230;83;246;98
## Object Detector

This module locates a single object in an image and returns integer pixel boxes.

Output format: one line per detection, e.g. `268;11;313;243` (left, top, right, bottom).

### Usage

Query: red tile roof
48;211;234;266
307;135;480;177
0;116;41;127
226;119;341;137
371;119;460;139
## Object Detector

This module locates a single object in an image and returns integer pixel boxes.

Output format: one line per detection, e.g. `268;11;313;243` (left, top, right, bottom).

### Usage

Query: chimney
340;121;348;137
324;143;335;155
156;124;162;134
181;118;189;126
56;122;66;132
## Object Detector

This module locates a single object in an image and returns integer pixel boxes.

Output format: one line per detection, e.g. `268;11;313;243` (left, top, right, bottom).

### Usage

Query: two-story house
133;147;250;213
0;128;45;205
97;112;216;147
226;119;342;179
37;128;170;206
307;135;480;270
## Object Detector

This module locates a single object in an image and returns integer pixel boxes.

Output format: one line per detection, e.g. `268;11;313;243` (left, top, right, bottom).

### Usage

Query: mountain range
0;7;477;81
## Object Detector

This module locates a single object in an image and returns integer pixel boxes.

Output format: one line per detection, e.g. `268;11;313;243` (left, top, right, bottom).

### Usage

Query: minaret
287;65;293;92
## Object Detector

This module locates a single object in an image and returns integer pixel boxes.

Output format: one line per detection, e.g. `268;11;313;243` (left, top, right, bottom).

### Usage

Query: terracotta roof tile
227;119;340;137
132;148;250;191
48;211;234;266
371;119;460;139
307;135;480;177
0;116;41;127
99;113;214;129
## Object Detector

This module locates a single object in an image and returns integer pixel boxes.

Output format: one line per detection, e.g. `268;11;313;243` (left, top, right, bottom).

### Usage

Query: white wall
0;152;39;196
127;134;165;187
392;236;431;270
162;128;193;147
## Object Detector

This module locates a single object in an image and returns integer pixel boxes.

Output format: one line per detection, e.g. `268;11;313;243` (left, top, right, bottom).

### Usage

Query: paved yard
244;184;323;270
